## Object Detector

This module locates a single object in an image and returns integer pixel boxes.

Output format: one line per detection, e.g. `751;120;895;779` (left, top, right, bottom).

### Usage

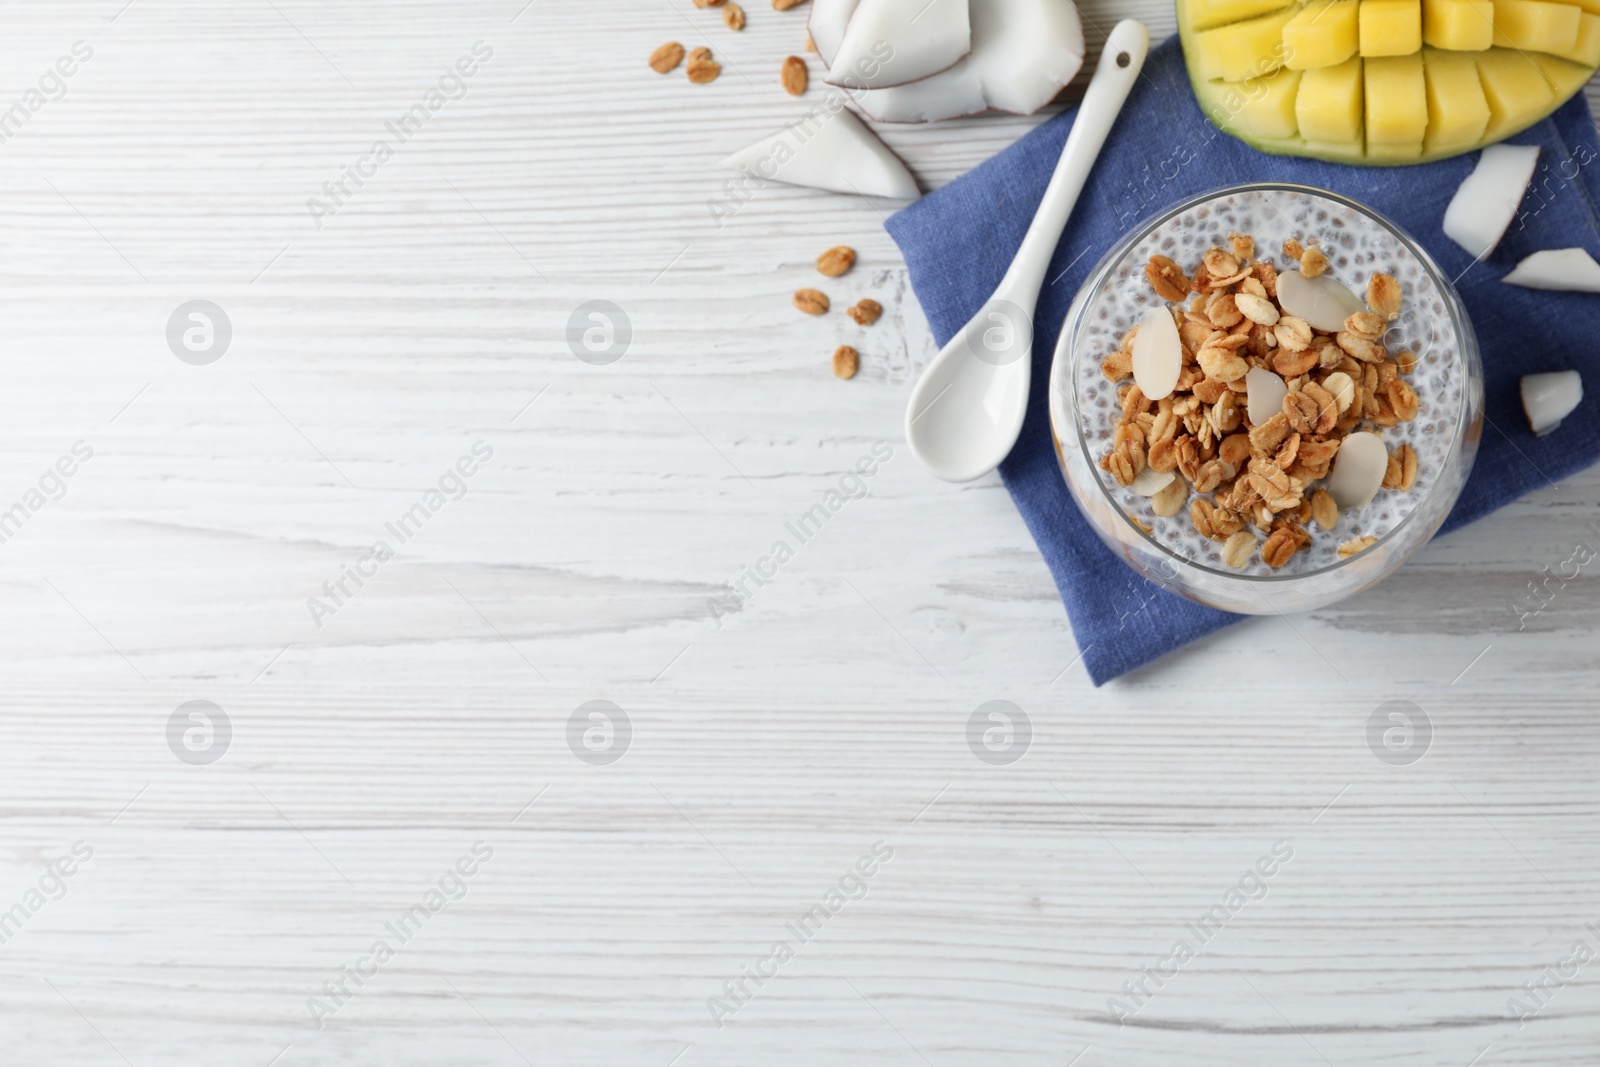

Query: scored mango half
1179;0;1600;163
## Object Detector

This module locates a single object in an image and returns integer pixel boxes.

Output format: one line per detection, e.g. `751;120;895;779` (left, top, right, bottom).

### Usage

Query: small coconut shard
1274;269;1365;333
1522;370;1584;436
845;0;1085;122
1325;431;1389;509
1129;466;1176;497
1503;248;1600;292
827;0;970;90
1443;144;1540;261
720;107;921;200
1245;367;1289;427
1131;307;1182;401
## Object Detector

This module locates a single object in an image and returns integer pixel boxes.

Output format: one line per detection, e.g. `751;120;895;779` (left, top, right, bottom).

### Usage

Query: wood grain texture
0;1;1597;1064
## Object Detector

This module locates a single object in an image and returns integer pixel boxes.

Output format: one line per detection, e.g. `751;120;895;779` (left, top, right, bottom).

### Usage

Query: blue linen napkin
886;37;1600;685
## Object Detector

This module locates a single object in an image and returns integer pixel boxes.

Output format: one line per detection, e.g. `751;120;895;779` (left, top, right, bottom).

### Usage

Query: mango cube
1422;0;1495;50
1364;52;1428;145
1233;67;1305;136
1422;48;1490;153
1360;0;1423;55
1187;0;1296;31
1476;47;1557;140
1296;55;1365;142
1190;4;1301;80
1285;0;1361;68
1531;51;1594;95
1493;0;1582;53
1549;11;1600;64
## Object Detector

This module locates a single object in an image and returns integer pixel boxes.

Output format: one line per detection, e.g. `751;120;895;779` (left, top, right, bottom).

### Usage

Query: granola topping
1098;227;1427;571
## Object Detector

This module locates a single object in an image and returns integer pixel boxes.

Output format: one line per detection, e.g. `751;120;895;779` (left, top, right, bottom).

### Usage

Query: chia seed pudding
1074;187;1466;577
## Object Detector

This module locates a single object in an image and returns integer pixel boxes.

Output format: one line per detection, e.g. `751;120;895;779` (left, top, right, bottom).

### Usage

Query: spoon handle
1001;20;1150;303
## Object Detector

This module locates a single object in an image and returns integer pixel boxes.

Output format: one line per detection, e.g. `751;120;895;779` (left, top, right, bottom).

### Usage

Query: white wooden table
1;1;1598;1063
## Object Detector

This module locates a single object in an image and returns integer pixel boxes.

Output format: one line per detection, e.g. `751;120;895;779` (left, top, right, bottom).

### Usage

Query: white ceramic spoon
904;19;1149;482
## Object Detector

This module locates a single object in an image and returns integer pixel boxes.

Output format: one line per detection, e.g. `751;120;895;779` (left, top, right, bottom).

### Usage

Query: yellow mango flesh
1189;0;1296;30
1190;4;1303;79
1296;56;1366;141
1421;0;1495;50
1360;0;1423;54
1549;10;1600;62
1476;47;1558;139
1285;0;1362;67
1237;68;1306;136
1181;0;1598;163
1421;47;1491;152
1494;0;1582;51
1364;52;1428;145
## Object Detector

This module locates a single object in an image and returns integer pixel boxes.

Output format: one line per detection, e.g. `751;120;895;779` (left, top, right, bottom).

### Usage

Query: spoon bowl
905;18;1149;482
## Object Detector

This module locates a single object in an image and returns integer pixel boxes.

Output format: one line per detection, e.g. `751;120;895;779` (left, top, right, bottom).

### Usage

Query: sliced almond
1131;306;1182;401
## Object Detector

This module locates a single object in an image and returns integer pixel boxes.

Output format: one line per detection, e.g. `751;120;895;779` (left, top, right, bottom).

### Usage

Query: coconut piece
1325;431;1388;509
720;107;920;200
1275;269;1364;333
1129;466;1176;497
808;0;859;65
1502;248;1600;292
1245;367;1288;426
846;0;1085;123
1443;144;1540;261
826;0;970;90
1131;307;1182;401
1521;370;1583;436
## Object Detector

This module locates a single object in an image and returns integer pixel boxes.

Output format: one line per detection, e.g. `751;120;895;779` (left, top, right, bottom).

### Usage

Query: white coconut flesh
826;0;971;90
1502;248;1600;292
1442;144;1539;261
829;0;1085;124
1275;269;1364;333
720;107;920;200
1521;370;1583;436
808;0;860;67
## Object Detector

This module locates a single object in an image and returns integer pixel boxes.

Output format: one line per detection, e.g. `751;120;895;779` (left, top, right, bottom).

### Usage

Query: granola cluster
1100;233;1420;570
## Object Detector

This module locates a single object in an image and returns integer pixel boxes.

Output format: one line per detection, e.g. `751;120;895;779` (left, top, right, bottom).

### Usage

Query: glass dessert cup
1047;183;1485;615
